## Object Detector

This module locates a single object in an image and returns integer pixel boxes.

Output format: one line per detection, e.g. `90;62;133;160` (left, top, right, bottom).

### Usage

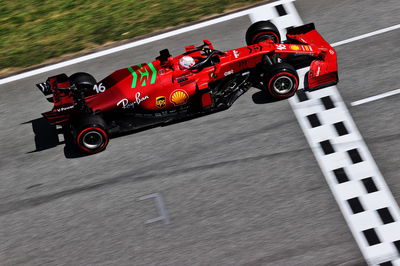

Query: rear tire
263;63;299;99
73;115;109;154
246;21;281;45
69;72;96;92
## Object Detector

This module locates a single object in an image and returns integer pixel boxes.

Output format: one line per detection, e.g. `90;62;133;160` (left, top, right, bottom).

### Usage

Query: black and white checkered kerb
248;2;400;264
289;69;400;266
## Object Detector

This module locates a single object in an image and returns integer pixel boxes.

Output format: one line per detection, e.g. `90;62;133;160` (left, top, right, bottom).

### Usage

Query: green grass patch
0;0;266;72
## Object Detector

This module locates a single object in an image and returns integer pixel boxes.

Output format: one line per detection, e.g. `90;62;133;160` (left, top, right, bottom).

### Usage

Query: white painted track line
249;4;400;265
1;4;398;86
336;24;400;107
289;82;400;266
0;0;295;86
1;1;400;264
338;24;400;107
332;24;400;47
351;88;400;106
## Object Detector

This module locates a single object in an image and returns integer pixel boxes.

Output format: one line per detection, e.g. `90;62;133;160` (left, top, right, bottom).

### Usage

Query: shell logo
170;89;189;106
290;45;301;51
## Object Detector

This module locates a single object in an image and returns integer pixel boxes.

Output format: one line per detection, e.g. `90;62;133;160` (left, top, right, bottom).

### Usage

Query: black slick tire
69;72;97;91
263;63;299;99
245;21;281;45
73;115;109;154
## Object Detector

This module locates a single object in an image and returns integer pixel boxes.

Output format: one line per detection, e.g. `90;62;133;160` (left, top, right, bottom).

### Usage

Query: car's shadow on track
251;90;282;104
24;118;89;159
25;91;283;158
24;117;165;159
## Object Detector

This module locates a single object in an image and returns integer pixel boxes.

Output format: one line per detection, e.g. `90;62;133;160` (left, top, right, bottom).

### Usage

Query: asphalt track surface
0;0;399;265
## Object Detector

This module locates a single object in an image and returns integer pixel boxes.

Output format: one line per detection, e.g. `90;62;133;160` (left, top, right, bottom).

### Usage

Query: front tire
73;115;109;154
263;63;299;99
246;21;281;45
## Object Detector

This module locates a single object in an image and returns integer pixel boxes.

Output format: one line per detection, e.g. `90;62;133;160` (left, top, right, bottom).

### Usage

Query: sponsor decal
117;92;149;109
56;105;74;112
233;50;240;58
290;45;301;51
177;77;188;83
176;73;191;82
329;49;335;55
117;99;133;109
303;45;313;52
170;89;189;106
156;96;166;108
294;53;311;56
247;44;262;53
134;92;149;105
276;44;287;51
238;60;247;68
37;82;50;94
93;83;106;93
127;63;158;88
179;79;195;87
316;66;321;76
224;70;234;76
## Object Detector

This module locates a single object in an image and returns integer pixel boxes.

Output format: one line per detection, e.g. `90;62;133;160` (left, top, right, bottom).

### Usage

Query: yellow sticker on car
156;96;166;108
170;89;189;106
290;45;301;51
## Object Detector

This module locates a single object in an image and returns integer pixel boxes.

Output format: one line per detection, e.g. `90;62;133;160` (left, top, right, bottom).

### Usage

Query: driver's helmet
179;56;195;69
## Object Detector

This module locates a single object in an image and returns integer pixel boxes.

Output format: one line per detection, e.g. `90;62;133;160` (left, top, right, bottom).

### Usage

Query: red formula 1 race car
36;21;338;154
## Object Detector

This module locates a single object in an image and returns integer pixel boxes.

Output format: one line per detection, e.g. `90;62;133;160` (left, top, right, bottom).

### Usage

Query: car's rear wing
36;74;77;125
286;23;338;90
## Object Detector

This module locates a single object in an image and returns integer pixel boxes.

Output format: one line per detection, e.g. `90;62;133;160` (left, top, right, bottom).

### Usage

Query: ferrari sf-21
36;21;338;154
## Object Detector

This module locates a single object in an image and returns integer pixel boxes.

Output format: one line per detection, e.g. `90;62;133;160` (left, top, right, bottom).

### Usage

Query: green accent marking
137;66;149;86
127;66;137;88
148;62;157;84
128;63;157;88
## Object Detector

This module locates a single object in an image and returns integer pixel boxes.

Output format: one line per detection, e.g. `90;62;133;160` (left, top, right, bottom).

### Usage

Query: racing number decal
127;63;157;88
93;83;106;93
276;44;287;50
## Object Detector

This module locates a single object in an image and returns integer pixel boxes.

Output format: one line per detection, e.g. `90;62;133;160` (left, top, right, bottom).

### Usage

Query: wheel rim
82;130;103;150
272;76;294;94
